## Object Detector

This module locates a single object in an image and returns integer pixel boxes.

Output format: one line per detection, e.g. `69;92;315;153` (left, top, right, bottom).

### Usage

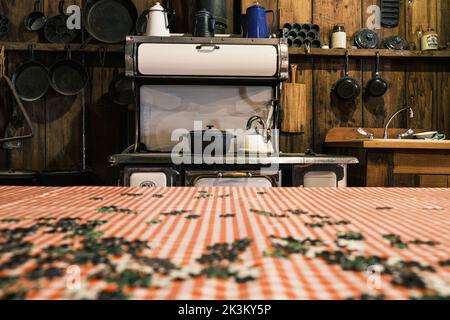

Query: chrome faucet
383;106;414;139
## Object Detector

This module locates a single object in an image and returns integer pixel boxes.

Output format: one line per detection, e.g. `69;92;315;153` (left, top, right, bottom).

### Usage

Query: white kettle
146;2;173;37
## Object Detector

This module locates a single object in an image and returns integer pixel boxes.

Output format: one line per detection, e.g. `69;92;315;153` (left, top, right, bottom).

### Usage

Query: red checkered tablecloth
0;186;449;300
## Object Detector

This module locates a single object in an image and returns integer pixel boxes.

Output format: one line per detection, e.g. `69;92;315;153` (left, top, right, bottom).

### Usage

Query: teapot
241;0;274;38
146;2;174;37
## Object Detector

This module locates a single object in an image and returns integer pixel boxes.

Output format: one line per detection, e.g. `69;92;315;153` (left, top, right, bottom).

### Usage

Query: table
0;186;449;300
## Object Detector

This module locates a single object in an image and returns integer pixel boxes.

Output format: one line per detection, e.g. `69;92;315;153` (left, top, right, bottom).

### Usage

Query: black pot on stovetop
185;126;235;156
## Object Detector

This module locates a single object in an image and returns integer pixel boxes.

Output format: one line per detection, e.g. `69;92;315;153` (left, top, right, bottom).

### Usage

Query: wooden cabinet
325;128;450;187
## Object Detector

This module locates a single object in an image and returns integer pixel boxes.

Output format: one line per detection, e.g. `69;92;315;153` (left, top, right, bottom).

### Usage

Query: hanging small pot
333;50;361;100
24;0;47;32
48;46;89;96
44;0;79;44
12;45;50;102
366;52;388;97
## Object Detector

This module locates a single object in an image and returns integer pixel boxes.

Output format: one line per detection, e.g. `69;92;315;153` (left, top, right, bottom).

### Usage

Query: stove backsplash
140;85;274;151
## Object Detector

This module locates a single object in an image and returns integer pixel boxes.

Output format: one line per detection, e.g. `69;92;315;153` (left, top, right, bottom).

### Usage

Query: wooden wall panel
362;60;407;128
313;58;363;152
406;0;438;47
437;0;450;46
313;0;362;47
279;0;312;25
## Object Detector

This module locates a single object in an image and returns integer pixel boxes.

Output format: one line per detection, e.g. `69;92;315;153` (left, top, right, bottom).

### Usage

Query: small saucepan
333;50;361;100
48;46;89;96
365;51;388;97
12;45;50;102
24;0;47;32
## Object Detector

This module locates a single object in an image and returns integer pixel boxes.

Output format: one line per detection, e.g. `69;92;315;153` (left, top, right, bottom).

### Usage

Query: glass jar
331;24;347;49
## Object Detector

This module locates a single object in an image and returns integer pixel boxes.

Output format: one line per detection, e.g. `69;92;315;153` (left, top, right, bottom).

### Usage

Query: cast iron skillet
48;46;89;96
366;51;388;97
44;0;79;43
24;0;47;32
333;50;361;101
12;45;50;102
83;0;138;43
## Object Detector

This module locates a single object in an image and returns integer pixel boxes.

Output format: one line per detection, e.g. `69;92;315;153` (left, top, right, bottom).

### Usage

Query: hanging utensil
108;73;134;106
333;50;361;101
0;47;35;144
366;52;388;97
83;0;138;43
44;0;79;43
24;0;47;32
48;46;89;96
12;45;49;102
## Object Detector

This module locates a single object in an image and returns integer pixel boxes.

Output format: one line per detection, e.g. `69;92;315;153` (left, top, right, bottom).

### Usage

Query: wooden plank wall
0;0;449;185
242;0;450;153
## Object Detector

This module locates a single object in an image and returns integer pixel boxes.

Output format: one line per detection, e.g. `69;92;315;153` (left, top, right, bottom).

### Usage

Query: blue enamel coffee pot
241;0;275;38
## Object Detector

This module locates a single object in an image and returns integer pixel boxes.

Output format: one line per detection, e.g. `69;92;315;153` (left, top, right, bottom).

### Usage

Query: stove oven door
185;171;280;187
124;167;180;187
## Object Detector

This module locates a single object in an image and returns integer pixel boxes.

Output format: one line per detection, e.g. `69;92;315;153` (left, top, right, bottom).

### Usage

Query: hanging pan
109;72;134;106
83;0;138;44
366;51;388;97
12;45;49;102
24;0;47;32
48;46;89;96
44;0;79;43
333;50;361;100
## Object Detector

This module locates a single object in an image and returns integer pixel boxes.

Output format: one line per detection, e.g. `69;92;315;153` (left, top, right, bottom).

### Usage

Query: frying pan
333;50;361;100
12;45;49;102
366;51;388;97
44;0;79;44
83;0;138;43
0;11;9;36
24;0;47;32
48;46;89;96
108;72;134;106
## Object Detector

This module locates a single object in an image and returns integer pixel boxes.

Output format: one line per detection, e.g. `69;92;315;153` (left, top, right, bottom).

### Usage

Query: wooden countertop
325;128;450;150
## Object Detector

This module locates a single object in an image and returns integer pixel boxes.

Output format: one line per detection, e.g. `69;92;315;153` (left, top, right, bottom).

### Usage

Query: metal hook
98;46;107;67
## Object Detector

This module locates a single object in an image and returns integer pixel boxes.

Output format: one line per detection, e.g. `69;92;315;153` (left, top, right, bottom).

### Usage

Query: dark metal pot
83;0;138;44
44;0;79;44
333;50;361;100
196;0;229;34
193;9;216;37
12;45;49;102
186;126;235;155
48;46;89;96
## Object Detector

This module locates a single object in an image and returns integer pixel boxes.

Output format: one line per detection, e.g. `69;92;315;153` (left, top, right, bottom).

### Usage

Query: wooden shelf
289;48;450;59
0;42;124;53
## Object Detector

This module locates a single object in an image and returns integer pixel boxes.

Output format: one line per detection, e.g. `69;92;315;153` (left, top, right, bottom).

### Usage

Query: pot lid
149;2;165;11
354;29;380;49
384;36;408;50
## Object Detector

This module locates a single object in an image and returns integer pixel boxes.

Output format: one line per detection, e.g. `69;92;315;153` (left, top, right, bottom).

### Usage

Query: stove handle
196;44;220;50
217;172;253;178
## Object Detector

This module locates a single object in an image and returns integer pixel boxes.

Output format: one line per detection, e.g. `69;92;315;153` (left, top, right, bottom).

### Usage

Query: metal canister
421;28;439;51
331;24;346;49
